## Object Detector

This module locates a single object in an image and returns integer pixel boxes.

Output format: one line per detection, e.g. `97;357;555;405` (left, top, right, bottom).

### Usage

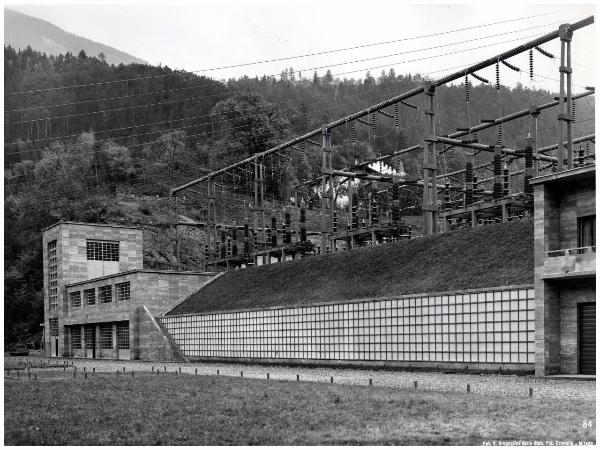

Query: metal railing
546;246;596;257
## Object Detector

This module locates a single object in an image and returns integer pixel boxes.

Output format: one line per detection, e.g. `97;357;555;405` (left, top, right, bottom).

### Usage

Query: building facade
532;165;596;376
42;222;217;360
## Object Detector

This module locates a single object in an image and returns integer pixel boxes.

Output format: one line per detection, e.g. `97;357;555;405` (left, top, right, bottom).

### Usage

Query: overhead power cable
3;10;566;96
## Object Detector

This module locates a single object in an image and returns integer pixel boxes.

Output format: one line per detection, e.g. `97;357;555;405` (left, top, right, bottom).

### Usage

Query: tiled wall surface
161;285;535;369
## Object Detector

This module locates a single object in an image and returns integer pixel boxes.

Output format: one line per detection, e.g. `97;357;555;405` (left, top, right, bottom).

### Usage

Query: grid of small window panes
116;282;130;301
85;325;95;349
116;322;130;349
100;324;113;350
84;288;96;306
161;287;535;364
49;318;59;336
70;291;81;307
48;240;58;311
99;285;112;303
71;327;82;349
86;240;120;261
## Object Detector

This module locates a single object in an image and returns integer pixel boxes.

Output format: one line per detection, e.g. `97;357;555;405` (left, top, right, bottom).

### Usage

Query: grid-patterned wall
160;286;535;364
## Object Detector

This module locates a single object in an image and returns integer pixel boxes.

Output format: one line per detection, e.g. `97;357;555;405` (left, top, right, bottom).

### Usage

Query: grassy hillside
169;219;534;315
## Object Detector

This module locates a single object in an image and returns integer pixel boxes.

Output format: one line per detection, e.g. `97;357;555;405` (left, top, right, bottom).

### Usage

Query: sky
3;1;597;92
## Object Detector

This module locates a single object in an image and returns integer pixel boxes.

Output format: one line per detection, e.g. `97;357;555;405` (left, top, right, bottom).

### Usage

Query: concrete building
532;165;596;376
42;222;217;360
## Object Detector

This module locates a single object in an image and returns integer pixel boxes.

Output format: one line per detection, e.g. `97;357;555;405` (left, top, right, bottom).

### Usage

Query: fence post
414;381;418;389
529;387;533;398
369;378;372;386
267;373;270;380
467;384;470;393
330;376;334;384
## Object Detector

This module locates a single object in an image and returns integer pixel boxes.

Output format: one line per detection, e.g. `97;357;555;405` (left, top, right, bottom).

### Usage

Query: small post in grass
369;378;372;386
152;366;154;373
217;369;220;375
83;367;86;372
414;381;418;389
131;371;134;378
93;368;96;374
240;371;243;378
297;374;300;381
116;370;119;377
179;367;181;373
529;387;533;398
330;376;334;384
195;368;198;375
85;372;88;380
63;366;66;372
123;367;126;372
156;369;159;375
164;365;166;372
28;372;31;380
34;374;37;381
73;371;76;379
467;384;471;393
267;373;270;380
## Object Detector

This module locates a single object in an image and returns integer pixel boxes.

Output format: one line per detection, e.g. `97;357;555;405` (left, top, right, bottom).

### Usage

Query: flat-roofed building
531;165;596;376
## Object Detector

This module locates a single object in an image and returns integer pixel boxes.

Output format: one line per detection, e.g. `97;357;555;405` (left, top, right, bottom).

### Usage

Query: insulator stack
497;123;503;146
473;132;478;142
503;165;510;196
495;62;500;91
572;99;576;123
577;144;585;167
372;197;379;225
285;212;291;243
524;138;534;196
351;123;356;143
300;207;306;243
473;175;478;193
465;75;470;102
391;184;400;223
227;237;231;257
371;113;376;130
529;49;534;80
271;216;277;247
465;162;474;206
204;243;209;259
244;223;250;256
394;103;399;128
444;183;451;209
493;158;503;199
253;231;258;252
351;193;359;229
333;211;338;233
231;226;238;256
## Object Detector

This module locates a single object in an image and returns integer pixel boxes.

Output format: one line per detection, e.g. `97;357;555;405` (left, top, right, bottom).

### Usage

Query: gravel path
6;356;595;401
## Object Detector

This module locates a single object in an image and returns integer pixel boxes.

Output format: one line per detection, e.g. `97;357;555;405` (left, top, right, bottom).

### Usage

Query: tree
154;130;187;182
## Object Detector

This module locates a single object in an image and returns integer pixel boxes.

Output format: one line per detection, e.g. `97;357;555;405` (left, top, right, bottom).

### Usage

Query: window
85;326;95;349
49;318;59;336
86;240;119;261
578;216;596;249
116;322;130;349
99;285;112;303
84;289;96;306
48;240;58;311
70;291;81;308
71;327;82;349
100;324;113;349
116;282;131;302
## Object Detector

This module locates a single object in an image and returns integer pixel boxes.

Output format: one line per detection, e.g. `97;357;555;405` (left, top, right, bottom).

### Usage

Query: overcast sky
4;1;597;92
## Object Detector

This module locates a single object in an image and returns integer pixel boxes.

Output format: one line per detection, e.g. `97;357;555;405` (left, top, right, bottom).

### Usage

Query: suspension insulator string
529;49;534;81
535;46;554;59
501;59;520;72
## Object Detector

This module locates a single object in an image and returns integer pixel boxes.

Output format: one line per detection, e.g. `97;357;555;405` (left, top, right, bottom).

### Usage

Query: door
55;339;59;357
578;303;596;375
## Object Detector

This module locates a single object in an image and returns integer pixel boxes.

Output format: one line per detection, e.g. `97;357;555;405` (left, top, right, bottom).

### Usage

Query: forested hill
4;9;146;66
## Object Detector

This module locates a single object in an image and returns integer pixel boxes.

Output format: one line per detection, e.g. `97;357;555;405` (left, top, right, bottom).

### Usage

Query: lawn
4;371;595;445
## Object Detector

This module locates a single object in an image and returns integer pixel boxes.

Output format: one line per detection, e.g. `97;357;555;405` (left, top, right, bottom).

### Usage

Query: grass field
5;371;594;445
170;219;534;315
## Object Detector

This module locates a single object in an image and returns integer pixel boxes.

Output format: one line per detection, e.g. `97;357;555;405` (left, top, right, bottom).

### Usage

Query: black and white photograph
2;0;596;445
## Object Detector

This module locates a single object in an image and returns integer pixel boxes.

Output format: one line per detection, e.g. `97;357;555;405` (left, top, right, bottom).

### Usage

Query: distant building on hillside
531;165;596;376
